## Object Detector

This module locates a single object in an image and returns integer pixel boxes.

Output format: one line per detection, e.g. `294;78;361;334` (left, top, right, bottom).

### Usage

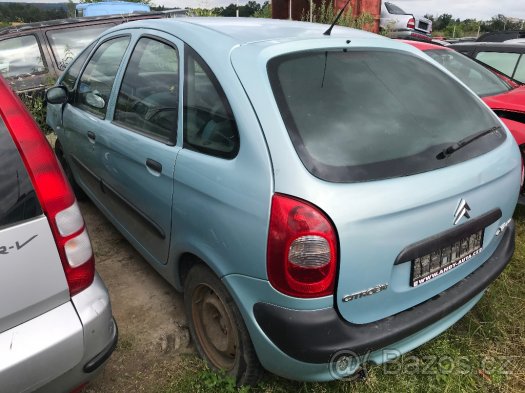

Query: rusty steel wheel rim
192;283;239;371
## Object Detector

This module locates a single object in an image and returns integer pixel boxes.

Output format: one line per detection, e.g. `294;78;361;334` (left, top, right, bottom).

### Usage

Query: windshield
385;2;408;15
268;49;504;182
425;49;511;97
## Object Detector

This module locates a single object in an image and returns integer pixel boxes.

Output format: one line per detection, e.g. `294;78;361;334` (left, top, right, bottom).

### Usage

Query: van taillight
267;194;338;298
407;17;415;29
0;77;94;296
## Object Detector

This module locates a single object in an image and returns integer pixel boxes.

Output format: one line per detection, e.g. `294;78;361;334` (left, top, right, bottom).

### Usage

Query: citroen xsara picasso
46;18;520;383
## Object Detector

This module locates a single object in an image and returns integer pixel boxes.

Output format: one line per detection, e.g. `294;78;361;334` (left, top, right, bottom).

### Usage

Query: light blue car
46;18;521;384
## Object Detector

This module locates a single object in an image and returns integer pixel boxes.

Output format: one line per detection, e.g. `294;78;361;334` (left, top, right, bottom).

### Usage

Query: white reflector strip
55;202;84;237
65;229;93;267
288;235;330;268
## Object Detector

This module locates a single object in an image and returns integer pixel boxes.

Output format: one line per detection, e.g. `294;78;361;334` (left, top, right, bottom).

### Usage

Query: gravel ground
79;200;194;393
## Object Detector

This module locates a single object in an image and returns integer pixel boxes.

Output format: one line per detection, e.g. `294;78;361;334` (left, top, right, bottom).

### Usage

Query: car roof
0;12;165;36
112;17;382;49
448;42;525;51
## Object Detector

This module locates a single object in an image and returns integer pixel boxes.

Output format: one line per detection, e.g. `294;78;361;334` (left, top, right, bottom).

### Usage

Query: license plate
411;229;484;287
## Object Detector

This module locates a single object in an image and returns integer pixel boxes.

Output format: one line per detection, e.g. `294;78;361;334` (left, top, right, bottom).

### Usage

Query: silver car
380;1;432;39
0;76;117;393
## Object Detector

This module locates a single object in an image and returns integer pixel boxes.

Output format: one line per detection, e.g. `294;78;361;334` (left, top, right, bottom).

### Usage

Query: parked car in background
449;42;525;83
477;30;525;42
380;1;432;40
47;18;520;384
0;75;116;392
0;12;166;94
406;40;525;200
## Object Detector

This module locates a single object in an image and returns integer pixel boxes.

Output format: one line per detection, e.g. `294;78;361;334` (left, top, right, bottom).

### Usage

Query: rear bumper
254;221;514;365
0;273;116;393
388;29;432;41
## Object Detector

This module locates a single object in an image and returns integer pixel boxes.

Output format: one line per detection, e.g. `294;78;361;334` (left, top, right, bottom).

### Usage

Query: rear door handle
87;131;96;142
146;159;162;174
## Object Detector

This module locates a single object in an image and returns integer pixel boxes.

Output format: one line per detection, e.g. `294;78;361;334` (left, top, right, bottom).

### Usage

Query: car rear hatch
257;43;520;324
0;116;70;334
415;16;432;34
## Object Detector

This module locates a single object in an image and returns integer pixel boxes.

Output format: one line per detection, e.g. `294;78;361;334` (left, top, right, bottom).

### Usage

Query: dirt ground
79;200;194;393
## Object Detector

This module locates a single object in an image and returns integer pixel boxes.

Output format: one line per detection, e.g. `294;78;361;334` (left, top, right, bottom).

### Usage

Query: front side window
183;46;239;158
268;49;503;182
74;36;130;117
425;49;511;97
47;24;113;71
114;37;179;142
0;35;46;78
475;51;521;79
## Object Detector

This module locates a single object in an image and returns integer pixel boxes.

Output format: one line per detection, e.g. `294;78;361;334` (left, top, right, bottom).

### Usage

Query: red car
405;40;525;200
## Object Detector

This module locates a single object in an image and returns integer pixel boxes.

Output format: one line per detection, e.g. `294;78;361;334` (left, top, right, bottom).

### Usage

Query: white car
380;1;432;40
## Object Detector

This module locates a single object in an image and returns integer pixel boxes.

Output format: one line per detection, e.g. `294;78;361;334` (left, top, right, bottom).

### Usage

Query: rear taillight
267;194;338;298
0;78;94;296
407;17;415;29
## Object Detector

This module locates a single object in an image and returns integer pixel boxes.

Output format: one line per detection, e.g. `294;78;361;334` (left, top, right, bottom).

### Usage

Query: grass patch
163;207;524;393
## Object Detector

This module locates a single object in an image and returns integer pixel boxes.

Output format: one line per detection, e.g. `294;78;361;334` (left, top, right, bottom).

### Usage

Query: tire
184;264;262;385
55;141;86;201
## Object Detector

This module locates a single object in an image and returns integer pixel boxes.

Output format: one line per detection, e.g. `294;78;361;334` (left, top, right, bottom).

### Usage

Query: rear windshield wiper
438;126;502;159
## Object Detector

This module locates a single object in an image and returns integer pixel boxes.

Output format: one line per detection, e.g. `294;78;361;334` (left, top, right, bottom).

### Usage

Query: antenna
323;0;352;36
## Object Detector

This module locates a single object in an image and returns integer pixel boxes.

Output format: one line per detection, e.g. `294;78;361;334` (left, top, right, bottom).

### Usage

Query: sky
4;0;525;21
159;0;524;20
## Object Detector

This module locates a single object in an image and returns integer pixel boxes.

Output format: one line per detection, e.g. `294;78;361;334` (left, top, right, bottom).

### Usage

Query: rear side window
0;35;46;79
0;117;42;228
47;24;113;71
268;49;503;182
74;36;130;118
183;46;239;158
114;37;179;143
476;51;520;78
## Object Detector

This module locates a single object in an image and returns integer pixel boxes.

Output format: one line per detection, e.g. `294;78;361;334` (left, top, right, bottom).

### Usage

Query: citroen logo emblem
454;199;471;225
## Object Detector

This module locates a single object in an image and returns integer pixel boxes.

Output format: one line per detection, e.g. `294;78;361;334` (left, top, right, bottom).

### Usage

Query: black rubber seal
254;222;514;364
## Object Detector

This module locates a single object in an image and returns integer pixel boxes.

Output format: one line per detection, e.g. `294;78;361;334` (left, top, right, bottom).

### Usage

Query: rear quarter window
0;117;42;228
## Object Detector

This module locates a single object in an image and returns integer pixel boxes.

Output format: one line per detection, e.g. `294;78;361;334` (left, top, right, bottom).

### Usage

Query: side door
61;35;131;200
98;33;182;265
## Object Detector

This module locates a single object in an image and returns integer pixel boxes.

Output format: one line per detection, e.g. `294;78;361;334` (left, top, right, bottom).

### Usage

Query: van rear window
268;49;504;182
0;117;42;228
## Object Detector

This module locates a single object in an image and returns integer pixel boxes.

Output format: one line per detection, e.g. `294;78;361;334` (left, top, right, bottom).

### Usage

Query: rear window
268;49;504;182
0;117;42;228
46;24;112;71
424;49;511;97
384;2;407;15
475;51;521;79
